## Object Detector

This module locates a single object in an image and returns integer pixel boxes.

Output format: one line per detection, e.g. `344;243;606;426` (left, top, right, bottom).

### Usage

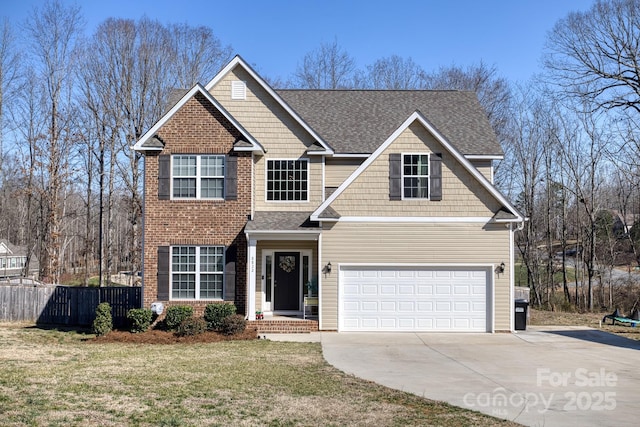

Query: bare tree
423;62;512;189
168;23;232;88
365;55;426;89
293;39;357;89
24;0;84;283
509;85;549;305
545;0;640;114
0;18;22;243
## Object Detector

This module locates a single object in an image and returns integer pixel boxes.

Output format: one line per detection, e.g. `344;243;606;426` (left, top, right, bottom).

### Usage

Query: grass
530;308;640;341
0;325;518;427
514;263;577;288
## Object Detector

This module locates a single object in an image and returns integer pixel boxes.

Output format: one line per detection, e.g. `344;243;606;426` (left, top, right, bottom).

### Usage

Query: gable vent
231;81;246;100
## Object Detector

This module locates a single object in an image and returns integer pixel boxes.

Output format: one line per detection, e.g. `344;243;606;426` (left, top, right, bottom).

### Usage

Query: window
171;246;224;300
403;154;429;199
172;155;224;199
266;159;308;201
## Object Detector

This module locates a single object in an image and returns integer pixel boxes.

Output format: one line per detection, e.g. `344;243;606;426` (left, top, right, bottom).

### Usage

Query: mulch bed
92;327;259;344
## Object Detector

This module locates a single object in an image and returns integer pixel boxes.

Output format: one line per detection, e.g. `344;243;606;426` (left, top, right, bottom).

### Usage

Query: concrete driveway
320;327;640;427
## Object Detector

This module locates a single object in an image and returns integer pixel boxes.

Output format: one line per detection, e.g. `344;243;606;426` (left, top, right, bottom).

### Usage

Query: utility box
515;299;528;331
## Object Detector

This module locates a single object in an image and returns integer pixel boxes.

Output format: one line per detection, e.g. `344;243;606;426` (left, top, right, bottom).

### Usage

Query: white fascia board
312;111;524;222
133;83;264;153
465;154;504;160
339;262;494;269
245;230;320;241
330;153;371;158
205;55;334;155
334;216;493;223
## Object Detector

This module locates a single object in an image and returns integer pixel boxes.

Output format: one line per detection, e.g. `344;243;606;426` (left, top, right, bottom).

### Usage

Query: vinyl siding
209;67;323;211
471;159;493;183
325;158;364;187
319;221;511;331
328;123;501;217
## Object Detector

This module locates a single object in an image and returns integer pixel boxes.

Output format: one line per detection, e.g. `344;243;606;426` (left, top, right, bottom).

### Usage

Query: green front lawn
514;262;577;288
0;325;518;426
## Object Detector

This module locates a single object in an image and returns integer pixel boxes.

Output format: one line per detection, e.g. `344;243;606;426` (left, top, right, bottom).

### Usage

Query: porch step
248;319;319;334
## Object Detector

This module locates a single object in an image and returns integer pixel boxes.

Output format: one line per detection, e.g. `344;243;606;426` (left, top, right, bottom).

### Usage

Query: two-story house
133;56;524;333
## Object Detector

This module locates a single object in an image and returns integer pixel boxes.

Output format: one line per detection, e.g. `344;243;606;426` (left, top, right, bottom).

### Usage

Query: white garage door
340;267;489;332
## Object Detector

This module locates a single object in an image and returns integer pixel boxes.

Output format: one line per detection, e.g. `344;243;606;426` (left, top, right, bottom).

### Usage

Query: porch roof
245;211;321;239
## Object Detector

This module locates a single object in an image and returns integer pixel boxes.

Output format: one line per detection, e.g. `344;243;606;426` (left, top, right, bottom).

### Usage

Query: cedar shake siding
142;92;251;315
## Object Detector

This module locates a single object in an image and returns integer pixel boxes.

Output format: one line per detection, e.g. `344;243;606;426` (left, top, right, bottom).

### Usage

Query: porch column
247;238;257;320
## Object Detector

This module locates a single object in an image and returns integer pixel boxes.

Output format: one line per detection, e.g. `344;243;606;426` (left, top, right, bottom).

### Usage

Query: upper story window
403;154;430;199
266;159;309;201
172;155;224;199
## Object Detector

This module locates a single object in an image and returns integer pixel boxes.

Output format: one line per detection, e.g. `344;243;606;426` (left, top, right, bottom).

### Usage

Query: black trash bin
515;299;528;331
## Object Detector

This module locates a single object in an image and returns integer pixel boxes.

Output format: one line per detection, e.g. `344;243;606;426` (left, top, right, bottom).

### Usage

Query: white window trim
170;245;225;301
171;154;225;200
401;153;430;200
265;158;310;203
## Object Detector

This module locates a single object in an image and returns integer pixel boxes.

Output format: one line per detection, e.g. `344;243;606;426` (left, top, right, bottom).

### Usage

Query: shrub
92;302;113;336
221;314;246;335
175;316;207;337
204;303;237;330
127;308;153;333
164;305;194;331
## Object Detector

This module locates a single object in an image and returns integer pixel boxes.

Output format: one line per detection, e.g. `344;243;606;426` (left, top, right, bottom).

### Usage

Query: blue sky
4;0;594;83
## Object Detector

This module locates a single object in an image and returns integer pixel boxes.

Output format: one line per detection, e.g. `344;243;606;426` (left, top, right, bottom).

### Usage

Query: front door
274;252;300;310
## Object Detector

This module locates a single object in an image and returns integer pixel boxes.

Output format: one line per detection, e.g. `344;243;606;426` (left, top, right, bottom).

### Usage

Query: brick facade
142;92;251;315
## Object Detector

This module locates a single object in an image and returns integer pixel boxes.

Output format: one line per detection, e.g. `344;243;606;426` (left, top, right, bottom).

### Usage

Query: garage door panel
398;285;415;294
344;284;360;295
454;285;471;295
341;267;488;332
417;301;434;311
363;284;380;295
435;285;452;295
380;284;396;295
380;301;396;311
454;301;470;312
436;301;452;311
417;285;433;295
398;301;415;311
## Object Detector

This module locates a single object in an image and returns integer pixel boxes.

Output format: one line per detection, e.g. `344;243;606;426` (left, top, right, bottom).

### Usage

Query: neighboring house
0;240;39;280
133;56;524;332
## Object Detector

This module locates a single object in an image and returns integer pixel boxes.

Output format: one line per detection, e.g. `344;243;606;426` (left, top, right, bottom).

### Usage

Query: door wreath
279;256;296;273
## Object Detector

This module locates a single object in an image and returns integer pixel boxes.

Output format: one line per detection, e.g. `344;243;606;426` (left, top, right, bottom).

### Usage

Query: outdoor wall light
495;262;505;275
326;262;332;273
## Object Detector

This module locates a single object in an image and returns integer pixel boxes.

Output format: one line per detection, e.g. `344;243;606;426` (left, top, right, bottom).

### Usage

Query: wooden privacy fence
0;285;141;328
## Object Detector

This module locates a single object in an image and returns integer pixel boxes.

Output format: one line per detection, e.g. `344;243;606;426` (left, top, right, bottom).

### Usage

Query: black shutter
389;153;402;200
224;245;236;301
158;155;170;200
225;155;237;201
157;246;170;300
430;153;442;201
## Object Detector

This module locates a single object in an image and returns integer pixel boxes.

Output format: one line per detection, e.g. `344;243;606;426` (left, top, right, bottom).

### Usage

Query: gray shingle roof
276;90;501;156
245;211;320;232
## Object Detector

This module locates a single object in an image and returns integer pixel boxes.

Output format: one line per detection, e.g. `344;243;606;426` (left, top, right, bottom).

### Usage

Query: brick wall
142;92;252;314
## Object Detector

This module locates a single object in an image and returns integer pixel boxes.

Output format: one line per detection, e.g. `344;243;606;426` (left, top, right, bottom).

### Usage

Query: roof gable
0;241;11;255
132;83;263;153
277;90;502;156
311;111;523;222
205;55;334;155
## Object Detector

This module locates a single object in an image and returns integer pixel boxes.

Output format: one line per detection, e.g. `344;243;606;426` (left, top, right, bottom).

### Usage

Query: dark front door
274;252;300;310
